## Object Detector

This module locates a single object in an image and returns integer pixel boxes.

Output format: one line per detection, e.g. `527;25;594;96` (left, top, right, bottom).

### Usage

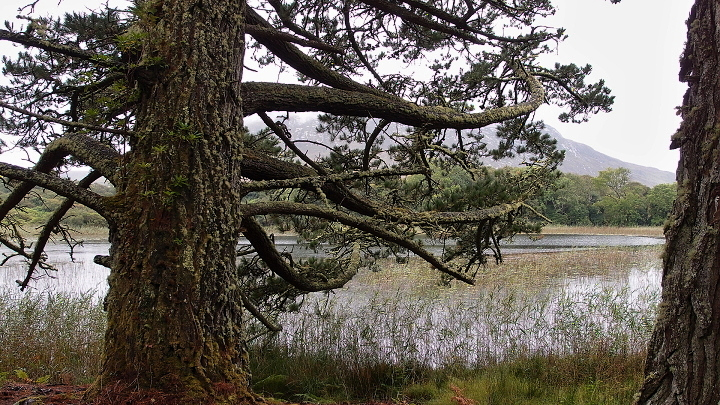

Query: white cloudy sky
0;0;694;173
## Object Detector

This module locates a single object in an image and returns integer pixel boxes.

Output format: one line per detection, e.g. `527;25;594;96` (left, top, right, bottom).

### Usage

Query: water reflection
0;242;109;297
0;238;663;365
0;235;663;298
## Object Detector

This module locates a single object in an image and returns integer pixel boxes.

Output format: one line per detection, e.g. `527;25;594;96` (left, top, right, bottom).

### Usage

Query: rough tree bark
87;0;250;402
635;1;720;403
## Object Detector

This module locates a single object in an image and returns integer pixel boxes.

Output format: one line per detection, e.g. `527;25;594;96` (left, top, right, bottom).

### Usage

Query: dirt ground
0;382;88;404
1;382;199;404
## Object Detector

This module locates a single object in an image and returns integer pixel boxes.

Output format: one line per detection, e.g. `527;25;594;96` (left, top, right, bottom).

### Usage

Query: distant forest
532;167;676;227
0;167;675;231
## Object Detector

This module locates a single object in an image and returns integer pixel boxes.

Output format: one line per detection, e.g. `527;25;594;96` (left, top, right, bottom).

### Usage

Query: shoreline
18;225;666;242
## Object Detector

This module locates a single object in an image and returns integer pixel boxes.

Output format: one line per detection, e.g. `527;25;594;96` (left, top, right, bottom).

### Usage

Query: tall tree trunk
88;0;249;402
636;1;720;403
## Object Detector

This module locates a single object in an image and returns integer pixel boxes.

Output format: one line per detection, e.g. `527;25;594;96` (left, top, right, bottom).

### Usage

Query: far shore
541;225;664;238
18;225;666;242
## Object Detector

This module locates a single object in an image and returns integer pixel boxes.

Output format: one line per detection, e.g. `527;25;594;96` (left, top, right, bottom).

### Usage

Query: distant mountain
247;116;676;187
483;125;677;187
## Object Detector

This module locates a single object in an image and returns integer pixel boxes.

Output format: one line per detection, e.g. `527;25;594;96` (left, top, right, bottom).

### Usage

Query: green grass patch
422;351;645;405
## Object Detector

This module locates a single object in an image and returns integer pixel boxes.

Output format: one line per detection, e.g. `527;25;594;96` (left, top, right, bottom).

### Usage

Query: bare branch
17;170;103;290
342;4;387;89
239;289;283;332
363;119;390;170
0;100;132;136
245;7;397;100
257;111;327;174
392;0;549;43
0;29;118;68
242;217;361;291
0;163;107;215
245;24;344;54
535;71;590;107
267;0;324;43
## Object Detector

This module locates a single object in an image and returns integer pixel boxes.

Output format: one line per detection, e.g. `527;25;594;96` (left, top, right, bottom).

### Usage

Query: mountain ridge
490;125;676;187
246;116;676;187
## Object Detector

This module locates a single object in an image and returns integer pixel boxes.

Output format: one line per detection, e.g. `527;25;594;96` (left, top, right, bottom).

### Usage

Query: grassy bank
0;247;662;404
541;225;664;237
249;247;661;403
28;225;666;241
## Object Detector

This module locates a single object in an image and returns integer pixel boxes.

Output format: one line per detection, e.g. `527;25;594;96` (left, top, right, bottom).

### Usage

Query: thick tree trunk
87;0;250;402
635;1;720;404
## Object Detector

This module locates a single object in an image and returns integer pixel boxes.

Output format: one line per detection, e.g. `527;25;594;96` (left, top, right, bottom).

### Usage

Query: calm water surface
0;234;663;297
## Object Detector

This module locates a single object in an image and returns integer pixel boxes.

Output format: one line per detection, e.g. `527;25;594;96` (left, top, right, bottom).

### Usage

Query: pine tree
0;0;613;402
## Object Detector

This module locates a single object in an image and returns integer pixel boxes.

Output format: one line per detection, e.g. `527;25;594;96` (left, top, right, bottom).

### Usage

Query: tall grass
0;246;661;405
249;247;662;403
249;285;658;401
0;289;105;384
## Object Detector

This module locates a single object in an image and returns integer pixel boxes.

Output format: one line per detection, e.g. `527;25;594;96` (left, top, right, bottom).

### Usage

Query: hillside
485;125;677;187
246;116;676;187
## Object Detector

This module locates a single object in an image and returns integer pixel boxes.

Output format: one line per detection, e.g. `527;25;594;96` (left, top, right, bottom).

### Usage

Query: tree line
533;167;676;227
2;166;676;230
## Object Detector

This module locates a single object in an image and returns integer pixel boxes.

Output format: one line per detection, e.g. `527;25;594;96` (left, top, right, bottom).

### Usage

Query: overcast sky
0;0;694;173
537;0;693;173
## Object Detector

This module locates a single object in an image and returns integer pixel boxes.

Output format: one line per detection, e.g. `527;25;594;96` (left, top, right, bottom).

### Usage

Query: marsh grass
0;246;661;404
542;226;664;237
0;289;105;384
249;247;662;403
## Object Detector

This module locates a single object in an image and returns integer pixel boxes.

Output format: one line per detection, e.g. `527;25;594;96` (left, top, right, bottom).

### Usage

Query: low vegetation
249;248;660;403
1;246;659;404
0;290;105;385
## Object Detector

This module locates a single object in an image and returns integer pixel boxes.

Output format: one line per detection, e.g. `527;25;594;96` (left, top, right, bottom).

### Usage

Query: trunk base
83;377;262;405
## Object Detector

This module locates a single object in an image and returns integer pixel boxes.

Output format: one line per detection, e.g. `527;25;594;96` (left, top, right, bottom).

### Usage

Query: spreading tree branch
0;162;107;215
257;111;327;174
0;29;119;68
242;217;362;291
242;67;545;129
245;24;344;54
17;170;103;290
245;7;396;99
241;201;480;284
267;0;324;43
0;133;119;225
0;100;132;136
241;165;426;193
392;0;550;43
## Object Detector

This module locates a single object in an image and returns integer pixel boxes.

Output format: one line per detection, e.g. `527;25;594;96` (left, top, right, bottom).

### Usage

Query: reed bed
249;247;662;402
0;246;662;404
541;225;664;237
0;289;105;384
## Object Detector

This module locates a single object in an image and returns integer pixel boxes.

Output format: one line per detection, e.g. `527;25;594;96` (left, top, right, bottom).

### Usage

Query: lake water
0;234;664;296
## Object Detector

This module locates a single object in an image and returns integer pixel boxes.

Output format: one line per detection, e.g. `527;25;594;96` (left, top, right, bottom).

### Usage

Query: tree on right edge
636;0;720;403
